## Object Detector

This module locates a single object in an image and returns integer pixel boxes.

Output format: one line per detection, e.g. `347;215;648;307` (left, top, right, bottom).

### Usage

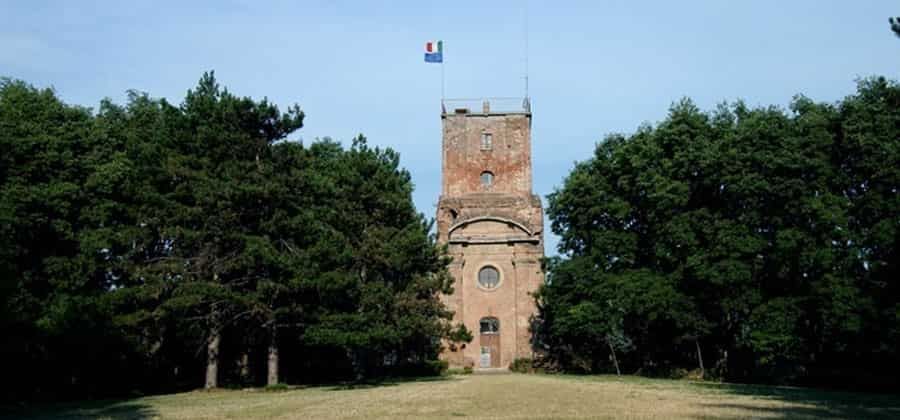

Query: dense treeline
0;73;468;402
537;77;899;390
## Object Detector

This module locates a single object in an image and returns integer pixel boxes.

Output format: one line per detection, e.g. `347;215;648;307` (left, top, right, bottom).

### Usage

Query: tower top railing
442;97;531;116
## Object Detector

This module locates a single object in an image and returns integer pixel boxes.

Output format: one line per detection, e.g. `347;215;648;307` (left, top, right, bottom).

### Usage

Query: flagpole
441;45;446;101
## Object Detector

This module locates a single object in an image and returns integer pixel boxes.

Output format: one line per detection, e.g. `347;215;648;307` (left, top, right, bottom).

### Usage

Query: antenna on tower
524;0;529;100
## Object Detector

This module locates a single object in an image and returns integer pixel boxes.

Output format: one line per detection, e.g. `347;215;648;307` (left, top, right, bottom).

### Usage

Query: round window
478;266;500;289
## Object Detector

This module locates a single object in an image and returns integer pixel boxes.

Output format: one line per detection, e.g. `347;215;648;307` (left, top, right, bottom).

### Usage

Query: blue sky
3;0;899;255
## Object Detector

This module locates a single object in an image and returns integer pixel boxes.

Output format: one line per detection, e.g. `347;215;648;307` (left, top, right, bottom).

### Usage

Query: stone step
474;367;510;375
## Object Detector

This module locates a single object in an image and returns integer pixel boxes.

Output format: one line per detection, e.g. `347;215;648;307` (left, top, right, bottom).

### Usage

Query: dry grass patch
10;373;900;419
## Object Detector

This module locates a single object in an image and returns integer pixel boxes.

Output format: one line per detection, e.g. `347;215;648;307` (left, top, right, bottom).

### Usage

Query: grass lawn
8;373;900;419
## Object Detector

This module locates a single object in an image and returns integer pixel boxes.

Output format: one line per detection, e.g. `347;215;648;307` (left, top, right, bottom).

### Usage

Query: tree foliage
0;73;466;401
539;77;899;389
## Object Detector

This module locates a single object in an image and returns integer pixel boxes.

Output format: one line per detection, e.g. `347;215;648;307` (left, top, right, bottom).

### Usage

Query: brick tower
437;98;544;369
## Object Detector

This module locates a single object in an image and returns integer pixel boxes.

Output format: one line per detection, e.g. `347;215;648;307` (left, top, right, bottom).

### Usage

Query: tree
2;79;91;400
541;77;899;388
125;72;304;389
2;72;465;400
300;136;460;380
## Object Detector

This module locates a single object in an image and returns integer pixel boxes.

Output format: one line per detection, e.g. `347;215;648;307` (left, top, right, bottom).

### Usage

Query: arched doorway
479;317;500;368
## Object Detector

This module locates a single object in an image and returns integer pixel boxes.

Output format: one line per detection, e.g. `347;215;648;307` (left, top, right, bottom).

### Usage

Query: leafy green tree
541;77;899;387
126;72;304;388
834;77;900;383
0;79;135;400
299;136;460;380
2;72;465;399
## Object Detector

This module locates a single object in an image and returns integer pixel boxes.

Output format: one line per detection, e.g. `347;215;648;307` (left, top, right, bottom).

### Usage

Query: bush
510;357;534;373
392;359;449;377
428;359;450;376
447;366;474;375
264;383;290;392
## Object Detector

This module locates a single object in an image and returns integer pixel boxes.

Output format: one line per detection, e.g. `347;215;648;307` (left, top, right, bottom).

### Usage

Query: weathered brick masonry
437;100;545;369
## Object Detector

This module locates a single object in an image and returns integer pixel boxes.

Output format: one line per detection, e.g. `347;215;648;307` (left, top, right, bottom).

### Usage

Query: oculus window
478;266;500;289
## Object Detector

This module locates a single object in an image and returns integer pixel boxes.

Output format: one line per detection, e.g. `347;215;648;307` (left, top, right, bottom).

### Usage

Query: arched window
480;171;494;187
480;317;499;334
478;266;500;289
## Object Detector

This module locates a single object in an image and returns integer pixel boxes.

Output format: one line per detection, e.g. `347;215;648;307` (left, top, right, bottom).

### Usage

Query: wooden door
479;333;501;368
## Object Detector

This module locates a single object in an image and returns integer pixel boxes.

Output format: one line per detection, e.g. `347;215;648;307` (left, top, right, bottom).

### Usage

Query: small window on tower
481;133;493;150
480;171;494;187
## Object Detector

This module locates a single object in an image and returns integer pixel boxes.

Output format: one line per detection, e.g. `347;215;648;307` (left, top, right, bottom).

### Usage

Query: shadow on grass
694;382;900;420
322;374;457;391
2;375;459;417
2;399;157;420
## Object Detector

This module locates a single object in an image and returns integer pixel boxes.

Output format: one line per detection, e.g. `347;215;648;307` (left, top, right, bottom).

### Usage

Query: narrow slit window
481;133;493;150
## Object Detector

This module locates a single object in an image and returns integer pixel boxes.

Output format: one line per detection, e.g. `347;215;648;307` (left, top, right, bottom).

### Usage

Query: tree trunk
723;349;728;373
350;348;366;382
267;325;279;386
695;338;705;379
239;351;250;384
205;328;221;389
607;341;621;376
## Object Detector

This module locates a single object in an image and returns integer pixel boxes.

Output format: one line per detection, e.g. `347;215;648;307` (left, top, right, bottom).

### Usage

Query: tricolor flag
424;40;443;63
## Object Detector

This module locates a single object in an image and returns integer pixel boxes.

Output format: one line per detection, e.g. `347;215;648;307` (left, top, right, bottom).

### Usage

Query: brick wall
437;108;544;369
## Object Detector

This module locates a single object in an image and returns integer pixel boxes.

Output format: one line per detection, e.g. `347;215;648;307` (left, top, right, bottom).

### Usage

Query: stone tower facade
437;99;544;369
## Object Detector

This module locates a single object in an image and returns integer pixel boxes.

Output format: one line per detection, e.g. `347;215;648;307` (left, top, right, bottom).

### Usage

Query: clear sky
3;0;899;255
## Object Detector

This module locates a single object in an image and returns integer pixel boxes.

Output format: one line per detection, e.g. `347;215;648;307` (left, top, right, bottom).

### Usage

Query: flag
424;40;443;63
